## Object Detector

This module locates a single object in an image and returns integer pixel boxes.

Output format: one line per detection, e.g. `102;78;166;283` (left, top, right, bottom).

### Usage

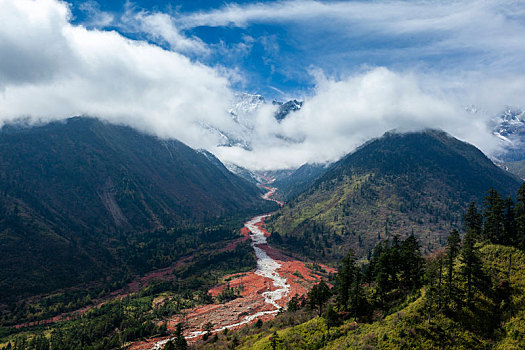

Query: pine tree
203;322;214;341
372;242;392;300
308;280;331;316
400;233;423;291
336;250;356;311
503;197;516;246
514;183;525;250
390;236;401;287
351;269;363;320
324;305;341;329
163;340;176;350
446;229;461;308
464;202;483;238
423;253;445;323
173;323;187;350
269;331;281;350
460;229;482;306
483;189;505;243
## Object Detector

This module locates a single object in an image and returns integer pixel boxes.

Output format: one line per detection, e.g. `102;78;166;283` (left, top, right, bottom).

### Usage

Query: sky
1;0;525;170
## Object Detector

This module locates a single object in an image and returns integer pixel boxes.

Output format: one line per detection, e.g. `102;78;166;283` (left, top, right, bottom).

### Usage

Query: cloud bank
213;68;506;169
0;0;238;150
1;0;525;170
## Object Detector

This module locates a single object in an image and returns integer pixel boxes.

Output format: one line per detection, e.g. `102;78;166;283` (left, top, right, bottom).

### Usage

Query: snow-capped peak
272;99;303;121
228;93;265;117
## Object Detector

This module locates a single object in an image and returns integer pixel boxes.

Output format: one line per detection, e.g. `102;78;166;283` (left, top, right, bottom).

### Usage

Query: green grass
225;244;525;350
268;130;522;264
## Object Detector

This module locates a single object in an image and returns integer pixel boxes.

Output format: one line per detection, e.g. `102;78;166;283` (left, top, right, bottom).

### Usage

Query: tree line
290;184;525;339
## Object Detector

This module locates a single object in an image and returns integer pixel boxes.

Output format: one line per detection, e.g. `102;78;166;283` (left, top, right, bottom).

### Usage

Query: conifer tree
460;229;482;306
173;323;187;350
308;280;331;316
336;250;357;310
446;229;461;307
503;197;516;246
400;233;423;291
324;305;341;329
483;189;505;243
514;183;525;250
351;269;363;320
163;340;176;350
464;202;483;239
423;252;445;323
269;331;281;350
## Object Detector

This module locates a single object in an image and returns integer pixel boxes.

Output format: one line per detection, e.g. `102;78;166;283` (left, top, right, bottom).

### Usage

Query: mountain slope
273;99;303;121
491;107;525;162
0;117;269;301
271;163;330;201
230;243;525;350
268;129;522;261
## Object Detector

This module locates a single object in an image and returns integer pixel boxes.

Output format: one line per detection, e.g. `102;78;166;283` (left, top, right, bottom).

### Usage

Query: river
152;183;289;348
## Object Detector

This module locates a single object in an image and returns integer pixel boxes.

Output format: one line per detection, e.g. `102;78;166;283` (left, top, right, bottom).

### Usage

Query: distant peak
273;99;303;121
381;128;449;138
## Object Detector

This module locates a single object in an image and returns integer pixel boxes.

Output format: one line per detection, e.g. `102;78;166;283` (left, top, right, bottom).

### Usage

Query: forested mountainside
271;163;330;201
0;117;273;301
193;185;525;350
268;129;522;262
5;183;525;349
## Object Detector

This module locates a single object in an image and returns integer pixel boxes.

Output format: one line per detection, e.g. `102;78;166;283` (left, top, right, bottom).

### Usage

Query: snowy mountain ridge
490;106;525;161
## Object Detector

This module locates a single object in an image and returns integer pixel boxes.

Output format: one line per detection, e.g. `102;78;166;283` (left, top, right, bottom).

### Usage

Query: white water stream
152;187;289;348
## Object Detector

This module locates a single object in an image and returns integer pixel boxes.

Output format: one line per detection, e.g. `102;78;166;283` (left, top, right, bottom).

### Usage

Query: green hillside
271;163;329;201
0;117;272;303
268;130;522;261
194;184;525;350
7;186;525;349
224;243;525;350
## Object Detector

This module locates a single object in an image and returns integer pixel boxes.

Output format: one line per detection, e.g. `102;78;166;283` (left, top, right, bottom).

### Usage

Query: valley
2;127;525;350
129;181;333;349
2;1;525;348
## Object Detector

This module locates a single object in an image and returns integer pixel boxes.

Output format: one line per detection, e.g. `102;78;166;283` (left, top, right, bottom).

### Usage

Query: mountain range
491;106;525;162
268;129;522;261
208;93;304;150
1;116;525;349
0;117;271;301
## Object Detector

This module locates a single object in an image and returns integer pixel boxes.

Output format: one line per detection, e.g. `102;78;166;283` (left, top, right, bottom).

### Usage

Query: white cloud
0;0;238;149
119;6;210;55
213;68;508;170
1;0;525;171
78;1;114;28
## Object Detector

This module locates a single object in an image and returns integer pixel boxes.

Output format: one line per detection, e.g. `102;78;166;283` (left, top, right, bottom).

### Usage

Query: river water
153;185;289;348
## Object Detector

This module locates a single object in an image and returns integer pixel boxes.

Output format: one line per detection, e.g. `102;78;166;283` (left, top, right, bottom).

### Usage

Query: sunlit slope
269;130;522;261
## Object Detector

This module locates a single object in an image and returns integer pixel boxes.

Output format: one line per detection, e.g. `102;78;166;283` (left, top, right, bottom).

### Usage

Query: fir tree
483;189;505;243
460;229;482;306
324;305;341;329
503;197;516;246
308;280;331;316
446;229;461;308
464;202;483;239
336;250;357;311
269;331;281;350
400;233;424;291
173;323;187;350
514;183;525;250
163;340;176;350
